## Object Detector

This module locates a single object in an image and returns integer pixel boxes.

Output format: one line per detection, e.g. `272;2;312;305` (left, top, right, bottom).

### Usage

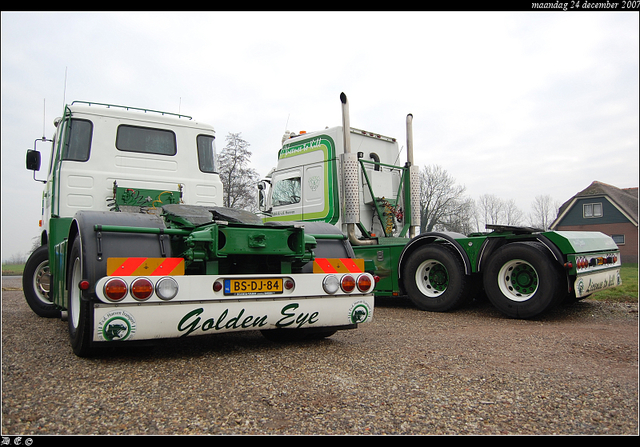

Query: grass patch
2;263;25;276
589;263;638;303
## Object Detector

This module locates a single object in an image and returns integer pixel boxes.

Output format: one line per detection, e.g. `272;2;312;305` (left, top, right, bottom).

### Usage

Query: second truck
258;93;622;319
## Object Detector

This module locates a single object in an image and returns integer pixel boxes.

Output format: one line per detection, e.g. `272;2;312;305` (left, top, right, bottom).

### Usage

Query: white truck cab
260;125;407;240
29;101;223;244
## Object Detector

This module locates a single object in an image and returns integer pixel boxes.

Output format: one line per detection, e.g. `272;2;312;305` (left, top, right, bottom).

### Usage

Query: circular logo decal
349;301;372;324
98;310;137;341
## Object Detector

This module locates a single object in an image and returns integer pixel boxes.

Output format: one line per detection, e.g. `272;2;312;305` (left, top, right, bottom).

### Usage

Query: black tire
22;245;60;318
67;237;94;357
482;241;565;319
402;244;472;312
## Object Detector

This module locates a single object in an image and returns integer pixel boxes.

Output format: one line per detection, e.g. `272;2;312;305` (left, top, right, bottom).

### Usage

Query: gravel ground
2;276;638;436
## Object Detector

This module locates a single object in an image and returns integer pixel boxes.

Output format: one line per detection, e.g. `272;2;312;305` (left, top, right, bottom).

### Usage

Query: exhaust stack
406;113;420;238
340;93;376;246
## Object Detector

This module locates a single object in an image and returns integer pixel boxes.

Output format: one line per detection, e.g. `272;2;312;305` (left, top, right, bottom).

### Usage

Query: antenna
62;67;68;108
42;98;46;139
394;145;404;166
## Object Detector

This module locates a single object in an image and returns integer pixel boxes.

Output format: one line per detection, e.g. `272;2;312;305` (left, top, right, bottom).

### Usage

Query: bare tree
218;132;261;211
529;194;558;230
476;193;504;229
475;194;524;230
434;196;477;234
419;164;471;233
503;199;524;226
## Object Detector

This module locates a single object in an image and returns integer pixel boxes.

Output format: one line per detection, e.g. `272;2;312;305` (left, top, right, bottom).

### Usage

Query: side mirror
26;149;41;171
27;138;51;183
257;180;271;213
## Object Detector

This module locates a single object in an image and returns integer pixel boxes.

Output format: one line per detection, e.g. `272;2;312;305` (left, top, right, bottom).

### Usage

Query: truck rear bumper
574;267;622;298
92;295;374;342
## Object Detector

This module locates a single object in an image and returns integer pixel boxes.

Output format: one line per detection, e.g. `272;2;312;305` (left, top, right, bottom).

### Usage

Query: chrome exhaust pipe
340;92;351;154
406;113;420;238
340;92;376;246
406;113;414;166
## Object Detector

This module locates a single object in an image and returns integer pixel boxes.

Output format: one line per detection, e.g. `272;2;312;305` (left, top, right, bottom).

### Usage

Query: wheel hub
497;259;540;302
510;264;538;294
427;265;448;292
415;259;450;298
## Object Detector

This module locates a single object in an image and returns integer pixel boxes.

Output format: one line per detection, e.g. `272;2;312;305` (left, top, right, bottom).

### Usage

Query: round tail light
341;274;356;293
104;278;128;302
131;278;154;301
357;274;373;292
284;278;295;291
322;275;340;294
156;277;179;300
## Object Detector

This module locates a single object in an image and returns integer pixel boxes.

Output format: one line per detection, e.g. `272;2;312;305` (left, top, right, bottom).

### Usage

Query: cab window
197;134;216;173
116;124;176;155
62;119;93;162
272;177;301;206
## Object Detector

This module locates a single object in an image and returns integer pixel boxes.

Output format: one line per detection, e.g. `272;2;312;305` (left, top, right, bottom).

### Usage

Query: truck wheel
402;244;472;312
483;241;564;319
22;245;60;318
67;238;94;357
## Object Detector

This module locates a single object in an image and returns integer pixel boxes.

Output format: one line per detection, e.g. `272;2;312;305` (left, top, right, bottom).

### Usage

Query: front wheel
22;245;60;318
402;244;472;312
483;241;564;319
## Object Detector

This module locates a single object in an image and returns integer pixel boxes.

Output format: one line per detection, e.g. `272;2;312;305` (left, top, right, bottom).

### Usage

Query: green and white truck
258;93;622;319
23;101;374;356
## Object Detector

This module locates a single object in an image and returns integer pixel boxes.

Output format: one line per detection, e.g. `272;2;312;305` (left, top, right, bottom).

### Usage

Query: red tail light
131;278;153;301
104;278;128;302
341;275;356;293
357;274;372;292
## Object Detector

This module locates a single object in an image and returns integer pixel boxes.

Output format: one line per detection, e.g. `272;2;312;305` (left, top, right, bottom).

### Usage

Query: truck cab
24;101;224;319
29;101;223;245
260;126;409;240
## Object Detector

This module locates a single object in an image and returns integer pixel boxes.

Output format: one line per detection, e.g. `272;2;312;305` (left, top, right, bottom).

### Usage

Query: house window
612;234;625;245
583;202;603;218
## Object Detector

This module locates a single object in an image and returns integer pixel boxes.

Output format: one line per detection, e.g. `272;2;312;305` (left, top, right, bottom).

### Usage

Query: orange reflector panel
107;258;185;276
313;258;364;274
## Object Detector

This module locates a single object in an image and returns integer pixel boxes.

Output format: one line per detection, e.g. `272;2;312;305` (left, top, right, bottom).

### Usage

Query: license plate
224;278;283;295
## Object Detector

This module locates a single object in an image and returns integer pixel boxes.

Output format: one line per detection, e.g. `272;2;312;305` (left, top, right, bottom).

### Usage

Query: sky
2;11;639;262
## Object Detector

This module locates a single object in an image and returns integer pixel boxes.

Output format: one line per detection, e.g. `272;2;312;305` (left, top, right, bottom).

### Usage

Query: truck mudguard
398;231;474;278
71;210;171;296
